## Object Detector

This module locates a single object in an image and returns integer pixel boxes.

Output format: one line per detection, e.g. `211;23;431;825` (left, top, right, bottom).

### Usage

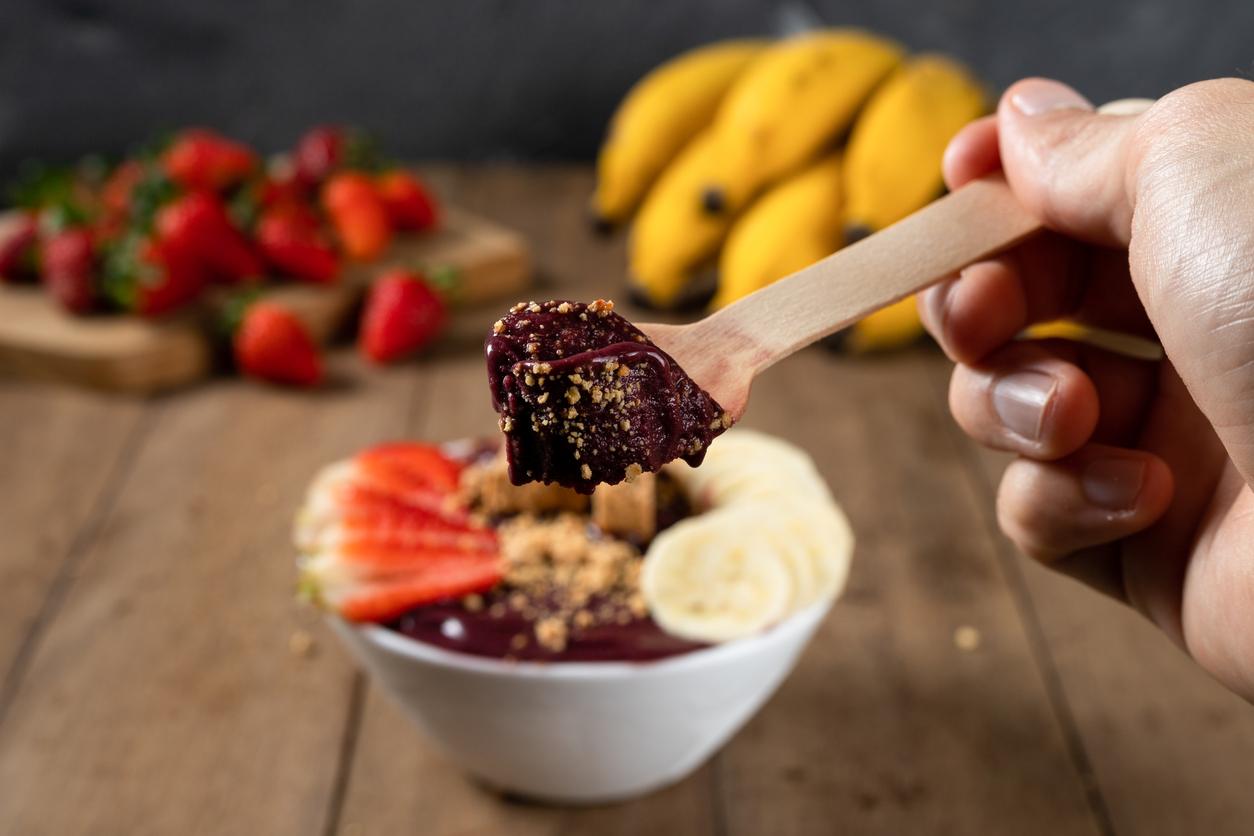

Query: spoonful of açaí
486;175;1041;493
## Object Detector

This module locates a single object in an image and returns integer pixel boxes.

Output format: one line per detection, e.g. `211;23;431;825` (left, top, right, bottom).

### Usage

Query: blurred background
2;0;1250;172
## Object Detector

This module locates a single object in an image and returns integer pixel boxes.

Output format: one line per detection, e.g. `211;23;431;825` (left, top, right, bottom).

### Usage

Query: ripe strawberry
0;212;40;282
155;191;264;284
297;443;503;622
100;160;145;223
359;269;446;363
292;126;346;188
255;205;340;284
375;170;439;231
162;128;259;193
41;228;97;313
233;301;323;386
101;233;210;317
321;172;392;261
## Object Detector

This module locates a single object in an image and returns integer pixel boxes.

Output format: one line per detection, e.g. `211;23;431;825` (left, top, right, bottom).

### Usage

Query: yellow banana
842;54;987;235
842;297;924;353
841;55;986;352
702;30;902;214
713;152;843;309
592;39;767;228
629;130;731;308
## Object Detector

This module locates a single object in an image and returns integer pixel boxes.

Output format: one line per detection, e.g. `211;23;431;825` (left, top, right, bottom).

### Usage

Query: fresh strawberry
255;204;340;284
0;213;40;282
41;228;97;313
321;172;393;261
101;233;210;317
297;443;503;622
255;172;308;209
233;301;323;386
162;128;259;193
155;191;264;284
100;160;145;223
292;125;377;188
374;170;439;231
359;269;446;363
292;126;347;188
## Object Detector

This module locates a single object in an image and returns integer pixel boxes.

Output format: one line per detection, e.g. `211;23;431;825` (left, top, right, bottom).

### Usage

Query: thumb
997;79;1141;248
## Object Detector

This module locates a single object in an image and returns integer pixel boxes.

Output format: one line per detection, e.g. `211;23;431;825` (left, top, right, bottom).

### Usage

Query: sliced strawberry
359;269;446;364
375;170;439;231
330;555;503;623
355;442;463;497
297;443;504;622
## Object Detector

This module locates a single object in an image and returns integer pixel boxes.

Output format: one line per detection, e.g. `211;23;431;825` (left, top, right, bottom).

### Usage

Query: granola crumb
492;319;505;334
288;630;316;658
535;617;569;652
580;463;592;480
462;594;485;612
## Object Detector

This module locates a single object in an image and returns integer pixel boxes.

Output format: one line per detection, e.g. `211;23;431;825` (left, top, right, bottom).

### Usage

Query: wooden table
1;167;1251;836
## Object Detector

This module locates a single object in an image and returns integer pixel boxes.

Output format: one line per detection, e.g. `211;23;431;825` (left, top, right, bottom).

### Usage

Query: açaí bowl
328;598;831;804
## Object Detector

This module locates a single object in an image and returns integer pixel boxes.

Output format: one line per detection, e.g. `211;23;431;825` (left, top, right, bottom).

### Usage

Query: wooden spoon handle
706;174;1043;372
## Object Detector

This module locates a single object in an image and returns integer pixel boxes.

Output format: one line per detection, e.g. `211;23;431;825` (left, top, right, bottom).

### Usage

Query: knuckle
995;464;1063;561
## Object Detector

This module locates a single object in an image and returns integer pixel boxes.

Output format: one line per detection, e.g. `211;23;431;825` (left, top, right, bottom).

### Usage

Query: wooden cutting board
0;207;532;393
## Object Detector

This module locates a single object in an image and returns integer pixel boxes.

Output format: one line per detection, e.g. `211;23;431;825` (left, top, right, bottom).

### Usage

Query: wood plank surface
957;440;1254;836
0;356;419;836
0;382;144;700
1;166;1252;836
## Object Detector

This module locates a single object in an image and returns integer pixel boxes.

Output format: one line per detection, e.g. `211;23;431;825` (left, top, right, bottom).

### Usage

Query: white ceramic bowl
328;598;832;804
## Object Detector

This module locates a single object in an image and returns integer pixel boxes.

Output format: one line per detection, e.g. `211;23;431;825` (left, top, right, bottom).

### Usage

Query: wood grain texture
960;443;1254;836
0;355;419;836
0;206;531;393
0;382;144;694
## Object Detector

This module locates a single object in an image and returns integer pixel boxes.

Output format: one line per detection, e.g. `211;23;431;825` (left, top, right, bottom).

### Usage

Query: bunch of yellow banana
595;29;988;352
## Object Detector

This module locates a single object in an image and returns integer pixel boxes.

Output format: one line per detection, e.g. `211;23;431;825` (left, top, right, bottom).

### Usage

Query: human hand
918;77;1254;701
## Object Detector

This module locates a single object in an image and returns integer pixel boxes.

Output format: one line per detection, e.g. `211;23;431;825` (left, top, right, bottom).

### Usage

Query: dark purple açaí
485;299;730;493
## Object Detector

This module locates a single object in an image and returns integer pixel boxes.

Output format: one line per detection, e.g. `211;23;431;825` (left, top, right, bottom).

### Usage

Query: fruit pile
593;29;987;351
1;126;447;385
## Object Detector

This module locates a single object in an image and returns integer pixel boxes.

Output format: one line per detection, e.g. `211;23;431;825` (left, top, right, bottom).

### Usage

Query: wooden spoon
639;175;1042;420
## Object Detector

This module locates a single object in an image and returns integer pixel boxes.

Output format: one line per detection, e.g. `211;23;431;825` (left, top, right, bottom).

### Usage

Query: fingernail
1010;80;1093;116
992;370;1056;442
1082;458;1146;511
925;282;955;334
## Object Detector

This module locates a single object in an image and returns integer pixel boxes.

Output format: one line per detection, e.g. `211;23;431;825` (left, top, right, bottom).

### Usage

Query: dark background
1;0;1249;174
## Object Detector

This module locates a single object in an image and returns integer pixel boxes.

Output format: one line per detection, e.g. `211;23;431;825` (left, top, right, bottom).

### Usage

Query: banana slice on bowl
643;430;854;643
642;508;794;642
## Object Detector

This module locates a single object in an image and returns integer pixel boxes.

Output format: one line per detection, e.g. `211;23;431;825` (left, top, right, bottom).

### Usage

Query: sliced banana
642;508;793;642
645;429;854;642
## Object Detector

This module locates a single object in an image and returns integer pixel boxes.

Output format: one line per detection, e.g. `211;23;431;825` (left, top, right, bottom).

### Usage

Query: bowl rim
346;597;834;681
